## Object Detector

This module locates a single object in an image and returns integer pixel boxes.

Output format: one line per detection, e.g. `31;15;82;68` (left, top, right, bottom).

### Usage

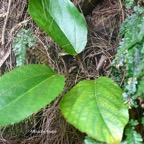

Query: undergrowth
112;0;144;143
113;2;144;107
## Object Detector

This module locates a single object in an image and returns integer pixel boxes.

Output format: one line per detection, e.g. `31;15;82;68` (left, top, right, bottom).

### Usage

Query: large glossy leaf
28;0;87;55
60;77;129;144
0;65;65;126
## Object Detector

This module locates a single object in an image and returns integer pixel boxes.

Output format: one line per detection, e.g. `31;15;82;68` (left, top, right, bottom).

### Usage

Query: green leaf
28;0;87;55
60;77;129;144
84;136;103;144
125;0;134;10
0;65;65;126
121;127;143;144
134;77;144;99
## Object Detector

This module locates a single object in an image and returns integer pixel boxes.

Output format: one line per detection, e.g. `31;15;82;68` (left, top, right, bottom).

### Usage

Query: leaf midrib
0;73;54;97
93;80;115;141
0;75;56;112
39;0;77;53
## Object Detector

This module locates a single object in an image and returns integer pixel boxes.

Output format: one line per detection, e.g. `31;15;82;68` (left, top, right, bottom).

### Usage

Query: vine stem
118;0;125;22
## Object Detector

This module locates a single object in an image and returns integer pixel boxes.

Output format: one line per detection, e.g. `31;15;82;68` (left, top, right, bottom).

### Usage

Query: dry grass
0;0;124;143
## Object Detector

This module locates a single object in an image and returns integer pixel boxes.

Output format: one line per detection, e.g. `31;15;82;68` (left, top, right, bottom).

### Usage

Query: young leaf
60;77;129;144
28;0;87;55
0;65;65;126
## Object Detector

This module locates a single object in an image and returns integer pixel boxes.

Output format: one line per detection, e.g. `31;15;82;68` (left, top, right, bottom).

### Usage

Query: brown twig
1;0;12;45
0;41;11;67
118;0;125;22
96;54;107;72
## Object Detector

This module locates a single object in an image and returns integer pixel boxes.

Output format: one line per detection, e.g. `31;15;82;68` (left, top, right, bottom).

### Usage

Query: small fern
112;5;144;106
121;120;143;144
125;0;134;9
13;28;36;67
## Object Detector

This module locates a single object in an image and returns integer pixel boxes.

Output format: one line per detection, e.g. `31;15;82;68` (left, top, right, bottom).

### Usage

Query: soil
0;0;125;143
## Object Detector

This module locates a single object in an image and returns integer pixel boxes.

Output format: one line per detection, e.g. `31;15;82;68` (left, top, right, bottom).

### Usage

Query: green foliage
113;3;144;141
109;67;124;86
0;65;65;126
84;136;103;144
0;67;128;143
112;5;144;106
13;28;36;67
125;0;134;9
60;77;129;144
121;120;143;144
28;0;87;55
142;117;144;125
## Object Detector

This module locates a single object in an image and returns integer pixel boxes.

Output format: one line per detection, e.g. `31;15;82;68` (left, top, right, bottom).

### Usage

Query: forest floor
0;0;125;143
